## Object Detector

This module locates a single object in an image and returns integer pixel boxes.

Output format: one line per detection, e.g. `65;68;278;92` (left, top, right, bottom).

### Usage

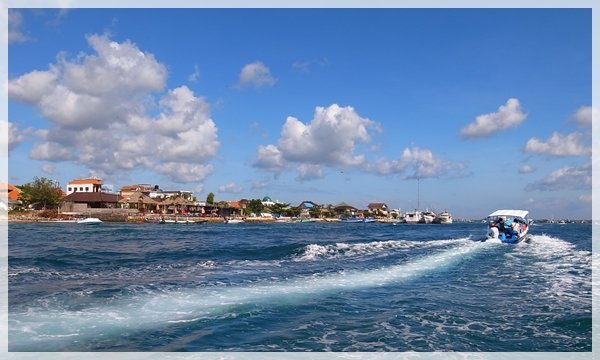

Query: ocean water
7;221;592;352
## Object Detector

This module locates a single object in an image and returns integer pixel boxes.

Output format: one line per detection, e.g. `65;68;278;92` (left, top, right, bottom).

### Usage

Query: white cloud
254;104;379;179
525;163;591;191
518;164;536;174
297;164;323;181
250;179;271;191
9;34;167;130
41;163;56;175
29;141;73;161
291;58;329;73
8;9;29;44
255;144;287;172
154;162;214;183
579;194;592;203
524;132;591;157
570;106;595;128
188;65;200;83
7;121;27;152
236;61;276;88
8;34;219;186
366;146;466;179
218;183;243;194
278;104;376;166
460;98;527;138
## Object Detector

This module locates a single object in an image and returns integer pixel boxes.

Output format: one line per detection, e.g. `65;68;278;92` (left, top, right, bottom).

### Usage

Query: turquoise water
8;222;592;351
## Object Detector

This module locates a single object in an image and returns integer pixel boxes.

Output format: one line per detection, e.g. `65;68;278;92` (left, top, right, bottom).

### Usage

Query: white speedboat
224;218;244;224
486;210;530;243
77;217;103;224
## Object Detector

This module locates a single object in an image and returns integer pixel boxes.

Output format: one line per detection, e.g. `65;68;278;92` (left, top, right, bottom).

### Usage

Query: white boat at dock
77;217;103;224
433;211;453;224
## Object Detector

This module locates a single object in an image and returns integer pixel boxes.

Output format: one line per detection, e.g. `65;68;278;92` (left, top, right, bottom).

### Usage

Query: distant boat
433;211;453;224
339;216;364;223
485;209;530;243
404;210;421;224
161;217;207;224
419;210;436;224
224;218;244;224
77;217;102;224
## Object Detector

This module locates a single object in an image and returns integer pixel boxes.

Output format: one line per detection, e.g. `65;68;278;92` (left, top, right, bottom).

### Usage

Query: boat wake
9;239;498;351
296;237;472;261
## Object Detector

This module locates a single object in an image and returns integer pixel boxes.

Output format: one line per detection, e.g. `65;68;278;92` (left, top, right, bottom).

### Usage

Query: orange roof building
66;178;103;195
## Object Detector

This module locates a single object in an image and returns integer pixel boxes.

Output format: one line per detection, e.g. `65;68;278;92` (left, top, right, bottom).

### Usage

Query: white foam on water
9;239;495;350
296;237;472;261
505;234;592;310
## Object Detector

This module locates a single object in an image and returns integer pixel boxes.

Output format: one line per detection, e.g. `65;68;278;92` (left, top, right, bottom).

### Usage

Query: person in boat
496;218;506;233
510;218;520;236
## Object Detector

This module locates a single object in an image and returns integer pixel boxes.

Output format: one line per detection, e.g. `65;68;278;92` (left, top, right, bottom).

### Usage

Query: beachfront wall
61;192;121;212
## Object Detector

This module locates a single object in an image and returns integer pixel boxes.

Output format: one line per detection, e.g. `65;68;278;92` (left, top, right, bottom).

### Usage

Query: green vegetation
17;177;63;209
206;192;215;204
247;199;264;216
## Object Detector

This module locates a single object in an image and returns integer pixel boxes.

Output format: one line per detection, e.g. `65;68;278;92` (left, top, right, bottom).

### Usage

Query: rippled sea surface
8;221;592;352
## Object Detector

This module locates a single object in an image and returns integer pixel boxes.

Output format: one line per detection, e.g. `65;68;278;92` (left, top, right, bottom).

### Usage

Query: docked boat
161;217;207;224
77;217;103;224
404;210;422;224
224;218;244;224
433;211;453;224
486;210;530;243
419;210;436;224
339;216;365;223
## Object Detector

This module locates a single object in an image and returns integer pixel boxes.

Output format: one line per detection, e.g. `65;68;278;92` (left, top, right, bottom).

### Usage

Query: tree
18;177;63;209
270;202;290;216
308;206;322;218
247;199;264;216
206;192;215;204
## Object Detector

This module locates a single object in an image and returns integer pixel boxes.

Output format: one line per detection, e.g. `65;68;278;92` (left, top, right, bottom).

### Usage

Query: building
296;200;319;217
367;203;389;215
1;183;22;210
61;192;121;212
149;189;194;201
120;184;158;199
333;202;358;216
66;178;103;195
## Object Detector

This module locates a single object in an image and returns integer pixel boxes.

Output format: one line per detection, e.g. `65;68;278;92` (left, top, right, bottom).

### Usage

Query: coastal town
3;177;459;224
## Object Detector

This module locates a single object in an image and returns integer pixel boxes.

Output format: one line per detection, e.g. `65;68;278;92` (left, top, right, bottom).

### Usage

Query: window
85;187;89;191
68;187;72;192
80;187;83;191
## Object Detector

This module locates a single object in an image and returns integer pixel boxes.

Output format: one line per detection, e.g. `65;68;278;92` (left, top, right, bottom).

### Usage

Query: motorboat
419;210;436;224
486;210;530;243
404;210;422;224
77;217;103;224
224;218;244;224
433;211;453;224
339;216;365;223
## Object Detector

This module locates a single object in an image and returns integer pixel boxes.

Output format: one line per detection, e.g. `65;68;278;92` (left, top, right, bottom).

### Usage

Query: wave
9;239;495;351
504;234;591;308
295;237;472;261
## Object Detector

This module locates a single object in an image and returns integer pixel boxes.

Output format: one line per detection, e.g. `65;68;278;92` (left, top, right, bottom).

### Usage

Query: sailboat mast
417;176;420;210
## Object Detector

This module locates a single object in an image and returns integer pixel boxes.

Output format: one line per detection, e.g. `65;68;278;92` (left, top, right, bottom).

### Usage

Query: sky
6;7;593;219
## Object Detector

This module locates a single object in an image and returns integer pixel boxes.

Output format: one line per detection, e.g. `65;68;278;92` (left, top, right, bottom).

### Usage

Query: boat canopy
487;210;529;219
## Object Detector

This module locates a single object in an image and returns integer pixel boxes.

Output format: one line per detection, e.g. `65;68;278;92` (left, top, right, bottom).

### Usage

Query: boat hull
77;217;102;224
485;210;530;244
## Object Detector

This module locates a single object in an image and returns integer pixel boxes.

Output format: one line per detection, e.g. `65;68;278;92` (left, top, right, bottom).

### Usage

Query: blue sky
7;8;593;219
